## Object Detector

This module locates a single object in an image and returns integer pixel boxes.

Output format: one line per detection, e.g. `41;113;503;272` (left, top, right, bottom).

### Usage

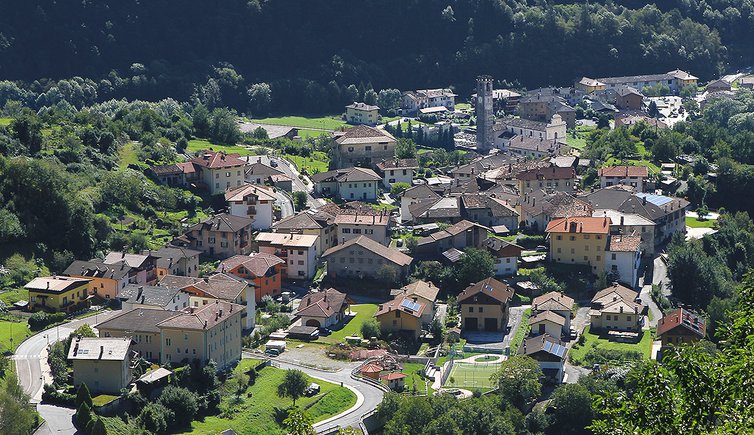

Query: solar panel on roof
635;193;673;206
400;299;421;312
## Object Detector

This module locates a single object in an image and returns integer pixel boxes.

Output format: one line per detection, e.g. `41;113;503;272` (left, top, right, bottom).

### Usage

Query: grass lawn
455;103;471;111
0;317;31;353
569;325;653;366
399;362;429;394
509;308;532;353
100;416;134;435
251;115;346;131
686;216;717;228
567;133;587;150
92;394;119;407
605;157;661;174
187;139;255;156
118;142;139;169
297;129;332;139
446;361;500;391
0;118;12;126
320;304;379;344
187;364;356;434
282;151;329;174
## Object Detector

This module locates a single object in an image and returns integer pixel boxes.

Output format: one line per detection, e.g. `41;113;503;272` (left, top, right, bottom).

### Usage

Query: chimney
620;216;624;226
46;281;50;290
204;276;210;283
219;309;223;317
642;196;647;205
99;346;104;359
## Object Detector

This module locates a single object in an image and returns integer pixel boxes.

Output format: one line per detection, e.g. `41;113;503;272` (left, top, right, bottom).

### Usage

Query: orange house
217;253;285;302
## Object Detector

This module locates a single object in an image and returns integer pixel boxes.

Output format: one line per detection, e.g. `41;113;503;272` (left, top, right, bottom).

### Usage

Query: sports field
445;361;500;390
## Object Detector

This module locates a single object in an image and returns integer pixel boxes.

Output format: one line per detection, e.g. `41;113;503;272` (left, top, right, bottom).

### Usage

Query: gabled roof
255;232;319;248
346;102;379;111
582;189;690;222
63;260;132;281
151;247;202;270
591;283;645;316
519;334;566;359
598;165;649;178
409;197;462;220
96;308;180;333
245;161;285;177
224;183;277;202
25;276;90;293
336;125;396;145
322;236;412;266
461;194;518;217
656;308;706;339
508;136;568;155
401;184;440;201
274;212;331;230
457;277;514;305
158;273;248;301
608;235;642;252
484;238;524;256
157;300;244;330
529;310;566;326
192;150;247;169
334;213;390;226
376;159;418;170
188;213;254;234
217;253;285;277
375;294;425;319
103;252;157;269
296;288;349;319
311;167;381;183
416;220;487;246
516;166;576;182
521;190;593;219
117;284;187;307
68;337;132;361
578;77;605;87
545;216;611;234
399;280;439;302
532;291;574;312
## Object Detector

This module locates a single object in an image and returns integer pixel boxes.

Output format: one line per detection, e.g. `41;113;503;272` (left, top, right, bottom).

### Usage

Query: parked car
569;328;578;340
304;383;320;396
319;327;332;336
270;160;278;167
535;245;548;252
264;348;280;357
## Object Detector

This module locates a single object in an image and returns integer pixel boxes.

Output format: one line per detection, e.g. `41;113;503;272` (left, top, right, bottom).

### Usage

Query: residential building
657;308;706;350
589;283;646;332
149;162;197;187
516;166;577;194
575;77;606;93
519;335;567;383
399;184;440;222
583;189;689;246
518;93;576;129
494;114;567;148
738;75;754;90
614;112;668;130
615;87;644;111
245;160;286;185
225;183;276;230
484;238;523;277
322;236;413;283
273;209;337;256
380;373;407;391
376;158;418;189
178;213;254;258
529;311;566;339
408;196;463;225
592;69;698;93
345;102;380;126
598;165;649;192
460;194;519;230
296;288;351;328
546;216;611;273
335;212;391;246
158;300;244;369
375;294;426;337
159;274;255;330
471;88;521;113
311;167;382;201
97;308;179;362
448;153;513;181
519;190;593;233
25;276;91;313
606;234;642;288
255;232;319;279
458;277;514;332
117;284;191;312
68;337;134;394
102;251;160;286
191;150;248;195
151;247;201;280
507;135;569;159
401;88;456;115
390;280;439;326
593;209;656;256
532;291;574;333
333;125;397;169
217;253;285;302
63;260;133;301
415;220;489;258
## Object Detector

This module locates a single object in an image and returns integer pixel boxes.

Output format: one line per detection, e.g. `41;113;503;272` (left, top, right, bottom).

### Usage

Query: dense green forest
0;0;751;114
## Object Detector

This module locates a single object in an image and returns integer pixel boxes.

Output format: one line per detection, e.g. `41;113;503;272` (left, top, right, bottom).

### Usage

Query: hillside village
1;66;754;435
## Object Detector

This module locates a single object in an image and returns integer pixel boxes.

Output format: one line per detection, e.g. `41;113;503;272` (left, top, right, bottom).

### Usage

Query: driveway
266;357;385;432
638;255;668;327
501;304;530;351
250;154;326;209
34;404;78;435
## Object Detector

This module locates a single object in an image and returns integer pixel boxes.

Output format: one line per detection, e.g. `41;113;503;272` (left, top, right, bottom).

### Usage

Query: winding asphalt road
265;358;385;433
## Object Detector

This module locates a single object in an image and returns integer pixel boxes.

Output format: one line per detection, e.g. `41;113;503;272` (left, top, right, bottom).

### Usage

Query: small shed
286;325;320;341
380;372;407;391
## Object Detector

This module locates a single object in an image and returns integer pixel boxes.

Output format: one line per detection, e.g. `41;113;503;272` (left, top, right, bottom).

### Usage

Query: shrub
76;402;93;429
582;347;643;366
28;311;66;330
360;318;381;339
75;383;93;409
138;402;172;434
158;386;199;427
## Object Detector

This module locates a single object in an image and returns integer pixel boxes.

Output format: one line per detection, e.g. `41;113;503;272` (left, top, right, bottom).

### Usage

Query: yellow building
97;308;180;362
62;260;133;302
68;337;134;394
345;102;380;126
575;77;606;93
546;216;611;273
458;277;514;332
375;295;424;338
157;300;244;369
589;283;646;332
25;276;91;313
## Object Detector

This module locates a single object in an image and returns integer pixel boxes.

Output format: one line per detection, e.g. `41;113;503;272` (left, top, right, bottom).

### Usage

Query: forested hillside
0;0;750;114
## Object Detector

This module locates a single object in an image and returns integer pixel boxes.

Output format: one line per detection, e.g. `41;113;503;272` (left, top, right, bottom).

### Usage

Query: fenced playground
442;355;504;391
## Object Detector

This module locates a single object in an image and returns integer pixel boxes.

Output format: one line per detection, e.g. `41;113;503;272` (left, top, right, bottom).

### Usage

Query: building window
468;307;474;313
612;253;617;260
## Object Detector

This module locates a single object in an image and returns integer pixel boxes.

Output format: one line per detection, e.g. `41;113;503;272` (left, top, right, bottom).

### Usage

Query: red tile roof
516;166;576;181
598;165;649;178
656;308;706;338
545;216;611;234
191;150;247;169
